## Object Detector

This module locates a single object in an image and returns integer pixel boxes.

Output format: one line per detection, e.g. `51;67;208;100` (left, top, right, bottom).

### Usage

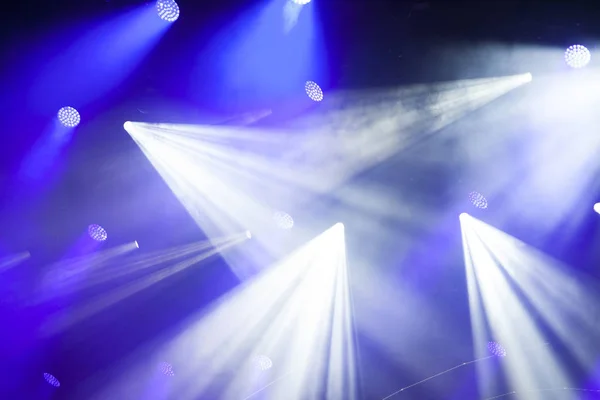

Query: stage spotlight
159;361;175;377
88;224;108;242
292;0;312;4
273;211;294;230
305;80;324;102
123;121;133;132
156;0;180;22
487;341;507;357
255;355;273;371
468;191;488;209
564;45;591;69
594;203;600;215
43;372;60;387
57;106;81;128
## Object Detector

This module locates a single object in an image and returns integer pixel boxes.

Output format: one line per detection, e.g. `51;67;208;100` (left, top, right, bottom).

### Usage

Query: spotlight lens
88;224;108;242
123;121;133;132
255;355;273;371
487;341;507;357
156;0;180;22
564;45;591;69
159;361;175;376
57;106;81;128
468;191;488;209
43;372;60;387
273;211;294;230
305;80;324;102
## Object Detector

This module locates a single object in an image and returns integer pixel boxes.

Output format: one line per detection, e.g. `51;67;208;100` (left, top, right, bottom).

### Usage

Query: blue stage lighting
156;0;180;22
487;341;507;357
305;80;324;102
57;106;81;128
255;355;273;371
565;45;590;69
159;361;175;376
43;372;60;387
88;224;108;242
468;191;488;209
273;211;294;230
292;0;312;4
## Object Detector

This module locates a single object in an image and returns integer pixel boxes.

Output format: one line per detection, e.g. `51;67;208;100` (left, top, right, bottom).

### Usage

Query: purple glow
488;341;507;357
565;45;591;69
468;191;488;209
57;106;80;128
305;81;324;102
43;372;60;387
255;355;273;371
156;0;180;22
159;362;175;376
88;224;108;242
273;211;294;230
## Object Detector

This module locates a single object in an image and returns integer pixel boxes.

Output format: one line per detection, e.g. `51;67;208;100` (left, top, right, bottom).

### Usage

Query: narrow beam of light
0;251;31;272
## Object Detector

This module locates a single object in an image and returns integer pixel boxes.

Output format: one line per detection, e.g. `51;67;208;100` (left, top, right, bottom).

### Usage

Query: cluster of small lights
57;106;81;128
43;372;60;387
273;211;294;230
305;80;324;102
88;224;108;242
292;0;312;4
255;355;273;371
468;191;488;209
156;0;180;22
159;362;175;377
564;45;591;69
488;341;507;357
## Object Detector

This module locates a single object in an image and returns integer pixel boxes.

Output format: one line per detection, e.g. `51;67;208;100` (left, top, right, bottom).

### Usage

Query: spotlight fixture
487;341;507;357
156;0;180;22
43;372;60;387
594;203;600;215
292;0;312;4
254;355;273;371
88;224;108;242
305;80;324;102
57;106;81;128
159;361;175;377
468;191;488;209
273;211;294;230
564;45;591;69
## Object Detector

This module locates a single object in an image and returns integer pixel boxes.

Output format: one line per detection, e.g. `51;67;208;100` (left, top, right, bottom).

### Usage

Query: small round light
564;45;591;69
255;355;272;371
43;372;60;387
88;224;108;242
594;203;600;215
292;0;312;4
57;106;81;128
305;81;324;102
273;211;294;230
468;191;488;209
487;341;507;357
159;361;175;376
156;0;180;22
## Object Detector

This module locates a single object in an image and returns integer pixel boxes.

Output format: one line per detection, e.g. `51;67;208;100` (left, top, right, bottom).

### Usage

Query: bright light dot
594;203;600;214
292;0;312;4
123;121;133;132
305;80;324;102
57;106;81;128
468;191;488;209
487;341;507;357
88;224;108;242
459;212;469;220
524;72;533;82
255;355;272;371
134;241;139;249
43;372;60;387
273;211;294;230
245;230;252;239
159;361;175;376
565;45;591;69
156;0;180;22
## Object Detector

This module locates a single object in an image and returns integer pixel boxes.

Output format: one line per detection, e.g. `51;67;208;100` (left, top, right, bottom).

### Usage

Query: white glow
594;203;600;215
123;121;134;132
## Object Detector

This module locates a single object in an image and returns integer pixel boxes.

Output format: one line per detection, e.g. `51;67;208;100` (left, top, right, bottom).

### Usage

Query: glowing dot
292;0;311;4
134;241;139;249
459;212;469;220
565;45;590;69
43;372;60;387
305;81;324;102
123;121;133;132
594;203;600;215
255;355;272;371
57;106;80;128
468;191;488;209
273;211;294;230
88;224;108;242
488;341;507;357
156;0;180;22
159;361;175;376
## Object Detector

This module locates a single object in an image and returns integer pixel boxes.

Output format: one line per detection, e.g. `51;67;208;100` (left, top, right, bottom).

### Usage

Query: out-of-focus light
594;203;600;215
487;341;507;357
524;72;533;82
245;230;252;239
255;355;273;371
273;211;294;230
88;224;108;242
159;361;175;376
565;45;591;69
123;121;134;132
459;212;469;220
134;241;139;249
43;372;60;387
468;191;488;209
292;0;312;4
156;0;180;22
57;106;81;128
305;81;324;102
